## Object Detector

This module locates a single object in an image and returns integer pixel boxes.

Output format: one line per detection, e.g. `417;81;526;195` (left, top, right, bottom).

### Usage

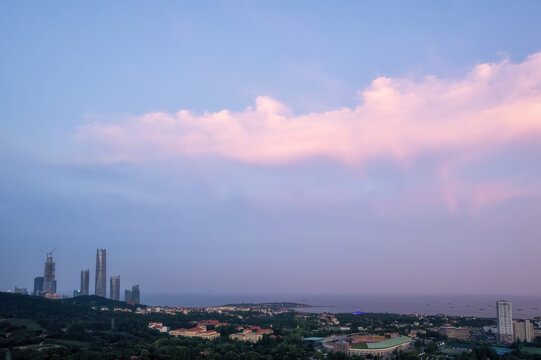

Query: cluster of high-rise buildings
31;248;140;304
496;300;534;343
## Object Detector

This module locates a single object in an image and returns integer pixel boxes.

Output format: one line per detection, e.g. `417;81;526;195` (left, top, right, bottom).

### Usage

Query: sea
142;293;541;319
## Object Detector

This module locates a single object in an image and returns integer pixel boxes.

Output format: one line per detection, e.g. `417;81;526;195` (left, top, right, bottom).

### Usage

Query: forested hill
0;292;315;360
0;292;136;317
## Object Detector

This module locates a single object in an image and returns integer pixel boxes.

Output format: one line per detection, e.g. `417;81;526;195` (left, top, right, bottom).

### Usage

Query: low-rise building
229;326;273;343
170;325;220;340
148;322;170;333
438;324;471;340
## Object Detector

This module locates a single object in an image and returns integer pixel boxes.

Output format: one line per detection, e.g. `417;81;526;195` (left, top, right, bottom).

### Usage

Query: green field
3;318;44;331
521;347;541;355
351;343;368;349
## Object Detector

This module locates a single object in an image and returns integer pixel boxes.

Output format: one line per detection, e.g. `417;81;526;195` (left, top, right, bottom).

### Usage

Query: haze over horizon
2;1;541;298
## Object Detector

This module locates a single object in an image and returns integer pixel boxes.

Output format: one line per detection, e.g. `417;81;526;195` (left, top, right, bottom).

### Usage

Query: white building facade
497;300;513;343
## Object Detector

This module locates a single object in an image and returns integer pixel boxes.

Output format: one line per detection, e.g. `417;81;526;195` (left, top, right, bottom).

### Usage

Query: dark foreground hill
0;292;314;360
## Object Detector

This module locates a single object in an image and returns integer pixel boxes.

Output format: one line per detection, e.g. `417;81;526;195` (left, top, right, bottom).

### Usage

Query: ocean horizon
140;293;541;319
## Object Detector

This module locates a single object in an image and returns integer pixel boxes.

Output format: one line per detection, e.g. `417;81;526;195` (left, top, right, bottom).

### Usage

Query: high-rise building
110;275;120;301
131;284;140;304
33;276;44;296
125;289;133;303
513;320;534;342
42;252;57;295
124;284;140;304
497;300;513;343
81;269;90;296
95;249;107;297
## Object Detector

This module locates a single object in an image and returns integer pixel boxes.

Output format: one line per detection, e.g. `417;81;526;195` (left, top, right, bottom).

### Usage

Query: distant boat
518;308;524;311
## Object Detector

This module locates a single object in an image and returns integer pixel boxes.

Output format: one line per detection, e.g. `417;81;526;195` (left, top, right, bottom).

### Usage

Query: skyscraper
125;289;132;303
125;284;140;304
42;251;56;295
110;275;120;301
132;284;140;304
95;249;107;297
81;269;90;296
33;276;44;296
497;300;513;343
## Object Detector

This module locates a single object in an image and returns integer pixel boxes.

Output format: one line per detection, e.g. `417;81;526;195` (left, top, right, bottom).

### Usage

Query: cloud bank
78;53;541;166
75;53;541;213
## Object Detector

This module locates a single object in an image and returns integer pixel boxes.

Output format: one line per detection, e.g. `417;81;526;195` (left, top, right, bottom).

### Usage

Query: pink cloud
78;53;541;167
76;53;541;212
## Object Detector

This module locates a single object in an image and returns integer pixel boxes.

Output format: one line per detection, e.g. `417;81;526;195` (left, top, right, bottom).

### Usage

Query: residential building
513;320;534;343
497;300;513;343
148;322;169;333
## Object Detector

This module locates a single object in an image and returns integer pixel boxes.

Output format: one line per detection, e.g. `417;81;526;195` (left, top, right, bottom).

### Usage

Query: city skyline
2;1;541;296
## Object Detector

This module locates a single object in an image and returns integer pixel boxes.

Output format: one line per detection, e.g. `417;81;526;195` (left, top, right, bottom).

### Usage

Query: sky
1;1;541;298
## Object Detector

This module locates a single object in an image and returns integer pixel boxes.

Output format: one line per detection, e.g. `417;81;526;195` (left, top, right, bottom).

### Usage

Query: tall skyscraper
95;249;107;297
125;289;132;303
110;275;120;301
132;284;140;304
125;284;140;304
33;276;44;296
42;251;57;295
81;269;90;296
497;300;513;343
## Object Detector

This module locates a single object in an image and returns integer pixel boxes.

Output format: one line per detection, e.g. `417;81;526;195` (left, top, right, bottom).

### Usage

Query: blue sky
1;1;541;298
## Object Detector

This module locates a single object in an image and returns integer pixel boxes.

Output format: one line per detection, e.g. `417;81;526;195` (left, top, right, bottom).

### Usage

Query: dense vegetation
1;293;540;360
